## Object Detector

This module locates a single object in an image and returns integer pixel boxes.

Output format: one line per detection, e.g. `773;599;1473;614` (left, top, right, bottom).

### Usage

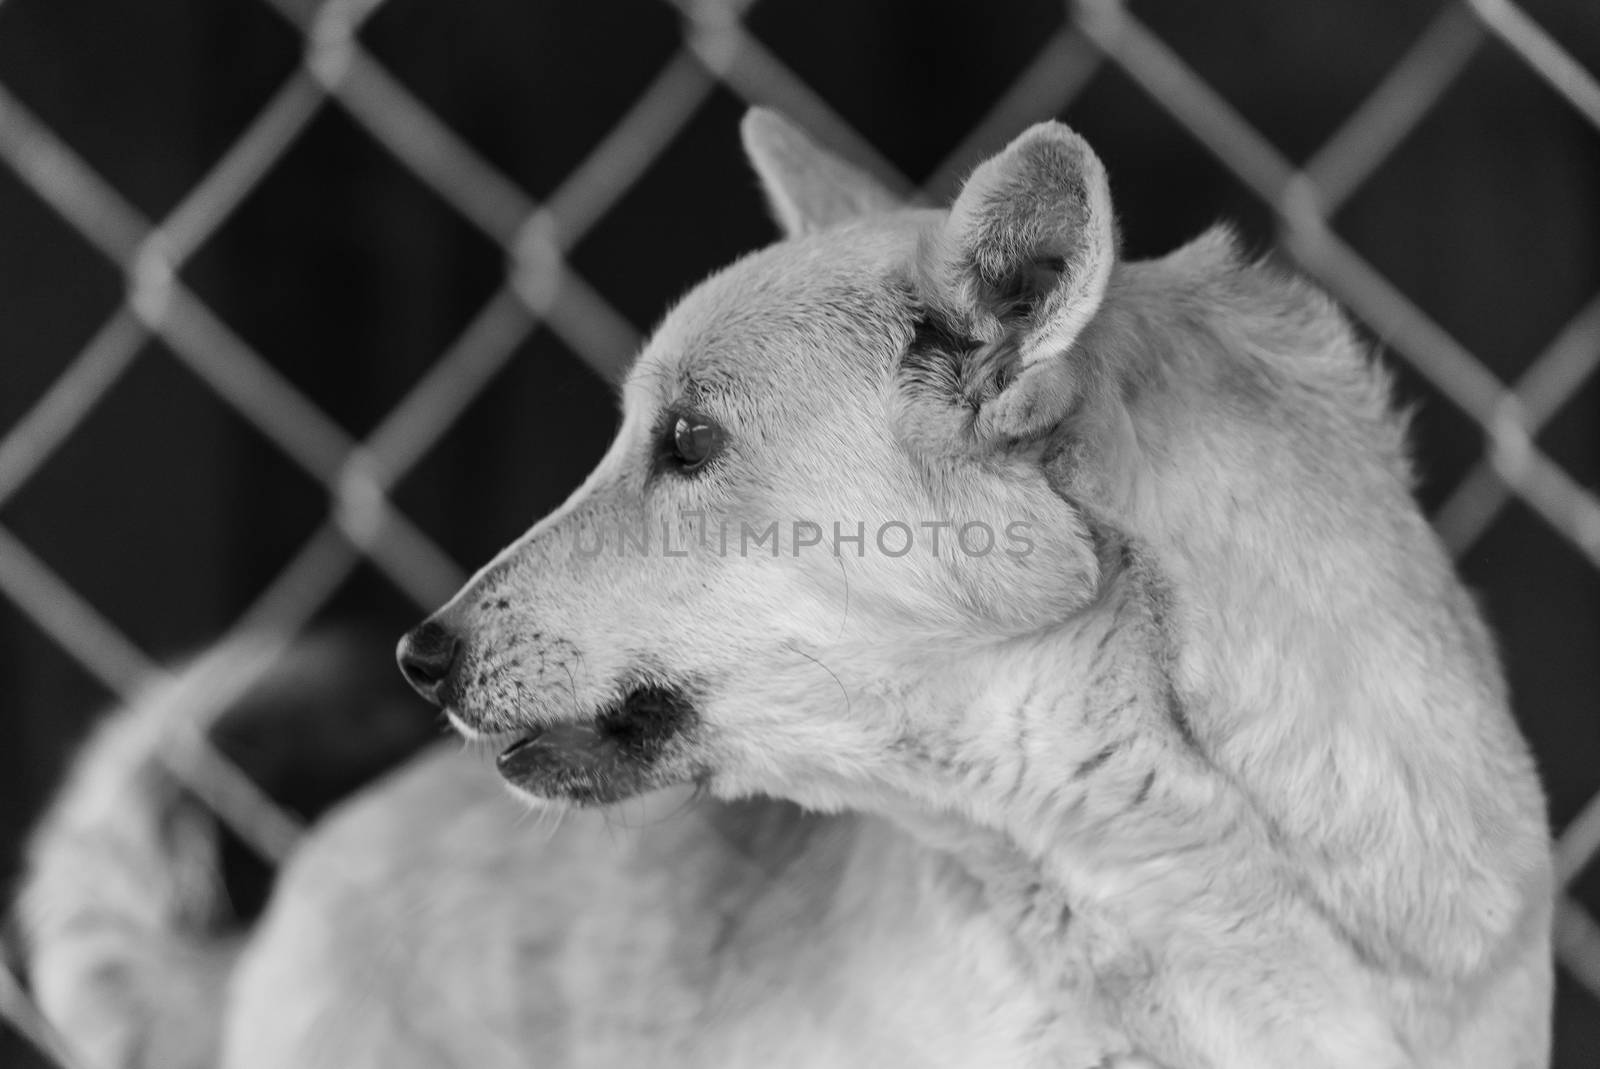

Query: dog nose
396;621;460;704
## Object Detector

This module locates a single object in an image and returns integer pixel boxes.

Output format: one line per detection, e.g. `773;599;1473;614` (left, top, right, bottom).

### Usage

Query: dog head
398;110;1120;809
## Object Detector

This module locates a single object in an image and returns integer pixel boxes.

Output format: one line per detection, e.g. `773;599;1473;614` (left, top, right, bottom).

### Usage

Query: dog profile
18;110;1553;1068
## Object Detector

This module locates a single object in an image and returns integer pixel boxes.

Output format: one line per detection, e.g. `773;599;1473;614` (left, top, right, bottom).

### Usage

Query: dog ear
923;122;1117;442
741;108;901;236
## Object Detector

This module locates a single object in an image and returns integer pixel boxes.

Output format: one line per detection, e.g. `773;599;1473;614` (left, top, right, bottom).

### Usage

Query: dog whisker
783;642;851;721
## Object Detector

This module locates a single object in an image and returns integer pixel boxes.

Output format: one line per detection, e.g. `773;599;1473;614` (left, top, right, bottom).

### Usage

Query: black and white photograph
1;1;1597;1066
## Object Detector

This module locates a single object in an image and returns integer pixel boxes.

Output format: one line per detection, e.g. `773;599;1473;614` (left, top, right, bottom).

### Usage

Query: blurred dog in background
18;110;1553;1068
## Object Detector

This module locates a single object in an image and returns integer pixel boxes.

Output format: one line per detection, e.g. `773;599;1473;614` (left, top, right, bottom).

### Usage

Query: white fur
19;111;1553;1069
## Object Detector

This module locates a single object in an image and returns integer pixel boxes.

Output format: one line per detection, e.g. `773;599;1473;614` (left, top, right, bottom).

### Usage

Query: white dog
20;110;1553;1069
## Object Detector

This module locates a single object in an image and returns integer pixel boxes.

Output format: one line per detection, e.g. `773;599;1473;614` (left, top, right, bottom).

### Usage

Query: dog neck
860;553;1238;924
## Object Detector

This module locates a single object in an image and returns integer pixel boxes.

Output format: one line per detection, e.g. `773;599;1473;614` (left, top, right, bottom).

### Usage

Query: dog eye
668;415;722;472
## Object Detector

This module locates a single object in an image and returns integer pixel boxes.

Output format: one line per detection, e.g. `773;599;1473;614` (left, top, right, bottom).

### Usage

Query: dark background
0;0;1597;1063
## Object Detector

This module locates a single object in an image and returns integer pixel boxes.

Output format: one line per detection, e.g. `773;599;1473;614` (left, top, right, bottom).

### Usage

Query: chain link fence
0;0;1596;1063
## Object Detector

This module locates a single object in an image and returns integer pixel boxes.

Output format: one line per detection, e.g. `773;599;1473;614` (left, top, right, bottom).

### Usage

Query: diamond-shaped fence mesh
0;0;1596;1063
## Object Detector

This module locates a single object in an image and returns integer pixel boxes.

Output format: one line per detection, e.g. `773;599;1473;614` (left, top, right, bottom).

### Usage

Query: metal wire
0;0;1595;1061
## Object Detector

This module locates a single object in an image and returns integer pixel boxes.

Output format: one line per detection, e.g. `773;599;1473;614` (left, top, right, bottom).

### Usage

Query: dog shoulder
1061;224;1551;987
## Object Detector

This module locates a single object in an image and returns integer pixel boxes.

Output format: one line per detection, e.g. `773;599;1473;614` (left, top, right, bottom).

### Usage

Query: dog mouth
495;684;696;805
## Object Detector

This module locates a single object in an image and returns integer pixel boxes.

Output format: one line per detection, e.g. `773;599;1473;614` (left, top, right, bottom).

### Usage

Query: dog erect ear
923;122;1117;442
741;108;901;236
